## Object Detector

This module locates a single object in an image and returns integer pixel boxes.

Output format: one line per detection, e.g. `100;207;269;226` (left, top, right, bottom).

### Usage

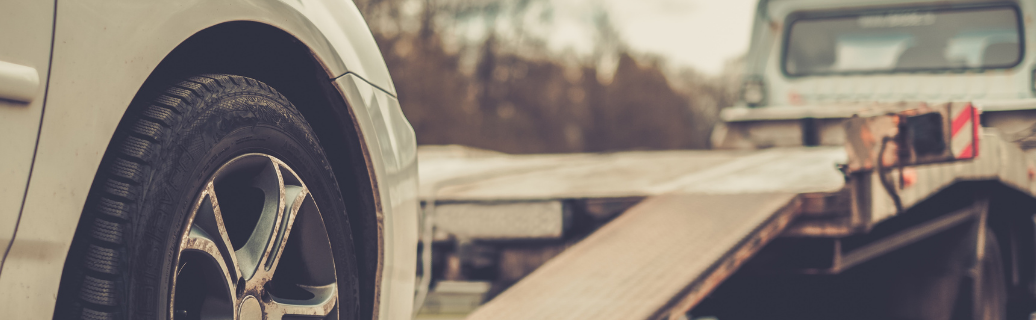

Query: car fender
0;1;416;319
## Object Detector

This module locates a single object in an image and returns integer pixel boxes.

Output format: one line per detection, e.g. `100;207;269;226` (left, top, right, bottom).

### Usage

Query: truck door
0;1;54;263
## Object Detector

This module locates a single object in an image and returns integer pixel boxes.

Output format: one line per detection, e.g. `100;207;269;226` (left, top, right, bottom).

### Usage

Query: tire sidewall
125;80;358;319
978;229;1007;320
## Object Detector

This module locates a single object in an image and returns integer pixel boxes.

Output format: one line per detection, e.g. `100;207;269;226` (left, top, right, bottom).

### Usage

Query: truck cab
716;0;1036;150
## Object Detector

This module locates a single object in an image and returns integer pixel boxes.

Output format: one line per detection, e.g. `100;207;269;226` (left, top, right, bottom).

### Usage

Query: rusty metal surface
869;131;1036;223
781;189;863;237
464;193;799;320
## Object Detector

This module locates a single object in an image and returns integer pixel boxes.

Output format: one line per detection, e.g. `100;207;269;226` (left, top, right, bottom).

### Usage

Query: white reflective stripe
0;60;39;103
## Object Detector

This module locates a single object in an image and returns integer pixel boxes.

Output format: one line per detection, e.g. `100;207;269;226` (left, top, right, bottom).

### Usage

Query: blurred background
350;1;761;318
354;0;755;153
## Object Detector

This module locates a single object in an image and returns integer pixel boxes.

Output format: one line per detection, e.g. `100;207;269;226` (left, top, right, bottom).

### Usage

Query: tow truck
417;1;1036;319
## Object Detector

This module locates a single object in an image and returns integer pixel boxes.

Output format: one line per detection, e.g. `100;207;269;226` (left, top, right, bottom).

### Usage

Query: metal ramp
464;193;801;320
417;145;848;319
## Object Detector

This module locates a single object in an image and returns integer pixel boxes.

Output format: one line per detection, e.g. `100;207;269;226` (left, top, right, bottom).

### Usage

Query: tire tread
66;74;291;319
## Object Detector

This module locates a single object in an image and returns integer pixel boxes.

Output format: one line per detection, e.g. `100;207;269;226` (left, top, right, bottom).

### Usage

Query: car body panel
335;74;419;320
0;0;54;266
0;0;416;319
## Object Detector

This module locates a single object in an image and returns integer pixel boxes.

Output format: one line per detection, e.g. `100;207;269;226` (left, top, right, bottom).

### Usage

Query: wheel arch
985;183;1036;315
123;21;383;320
915;181;1036;311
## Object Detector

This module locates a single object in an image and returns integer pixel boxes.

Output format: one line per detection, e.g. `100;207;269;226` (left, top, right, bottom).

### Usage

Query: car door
0;1;54;266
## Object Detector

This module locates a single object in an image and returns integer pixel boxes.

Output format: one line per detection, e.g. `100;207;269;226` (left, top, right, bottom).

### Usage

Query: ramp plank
465;193;800;320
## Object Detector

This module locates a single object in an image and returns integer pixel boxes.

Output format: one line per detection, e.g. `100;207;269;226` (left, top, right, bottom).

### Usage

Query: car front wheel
56;74;360;320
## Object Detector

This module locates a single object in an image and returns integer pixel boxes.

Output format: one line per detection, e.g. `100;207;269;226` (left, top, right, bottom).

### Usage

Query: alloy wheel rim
171;153;337;320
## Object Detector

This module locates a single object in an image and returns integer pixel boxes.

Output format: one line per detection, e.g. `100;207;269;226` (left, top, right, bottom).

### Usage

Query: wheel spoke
264;283;338;319
235;159;285;281
181;225;237;301
261;184;308;278
189;185;242;282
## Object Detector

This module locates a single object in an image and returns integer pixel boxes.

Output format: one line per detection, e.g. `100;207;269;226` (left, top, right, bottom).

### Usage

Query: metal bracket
802;201;984;274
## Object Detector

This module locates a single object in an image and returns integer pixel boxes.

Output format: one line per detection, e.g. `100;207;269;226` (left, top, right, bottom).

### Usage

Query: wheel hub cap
238;296;262;320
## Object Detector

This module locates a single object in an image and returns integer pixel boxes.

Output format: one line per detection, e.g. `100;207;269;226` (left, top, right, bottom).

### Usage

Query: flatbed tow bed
419;147;843;319
417;101;1036;319
463;192;801;320
414;0;1036;317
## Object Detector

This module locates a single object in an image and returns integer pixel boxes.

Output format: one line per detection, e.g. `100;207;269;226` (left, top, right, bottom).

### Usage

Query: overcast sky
604;0;757;74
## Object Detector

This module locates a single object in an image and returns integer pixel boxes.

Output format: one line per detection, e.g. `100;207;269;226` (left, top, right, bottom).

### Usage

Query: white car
0;1;419;319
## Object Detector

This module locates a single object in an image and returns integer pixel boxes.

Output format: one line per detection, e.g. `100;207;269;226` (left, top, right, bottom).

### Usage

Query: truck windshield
784;6;1022;76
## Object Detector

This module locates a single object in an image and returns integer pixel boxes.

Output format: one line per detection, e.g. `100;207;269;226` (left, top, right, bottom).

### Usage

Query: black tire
947;227;1009;320
972;228;1008;320
882;225;1007;320
54;74;359;320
